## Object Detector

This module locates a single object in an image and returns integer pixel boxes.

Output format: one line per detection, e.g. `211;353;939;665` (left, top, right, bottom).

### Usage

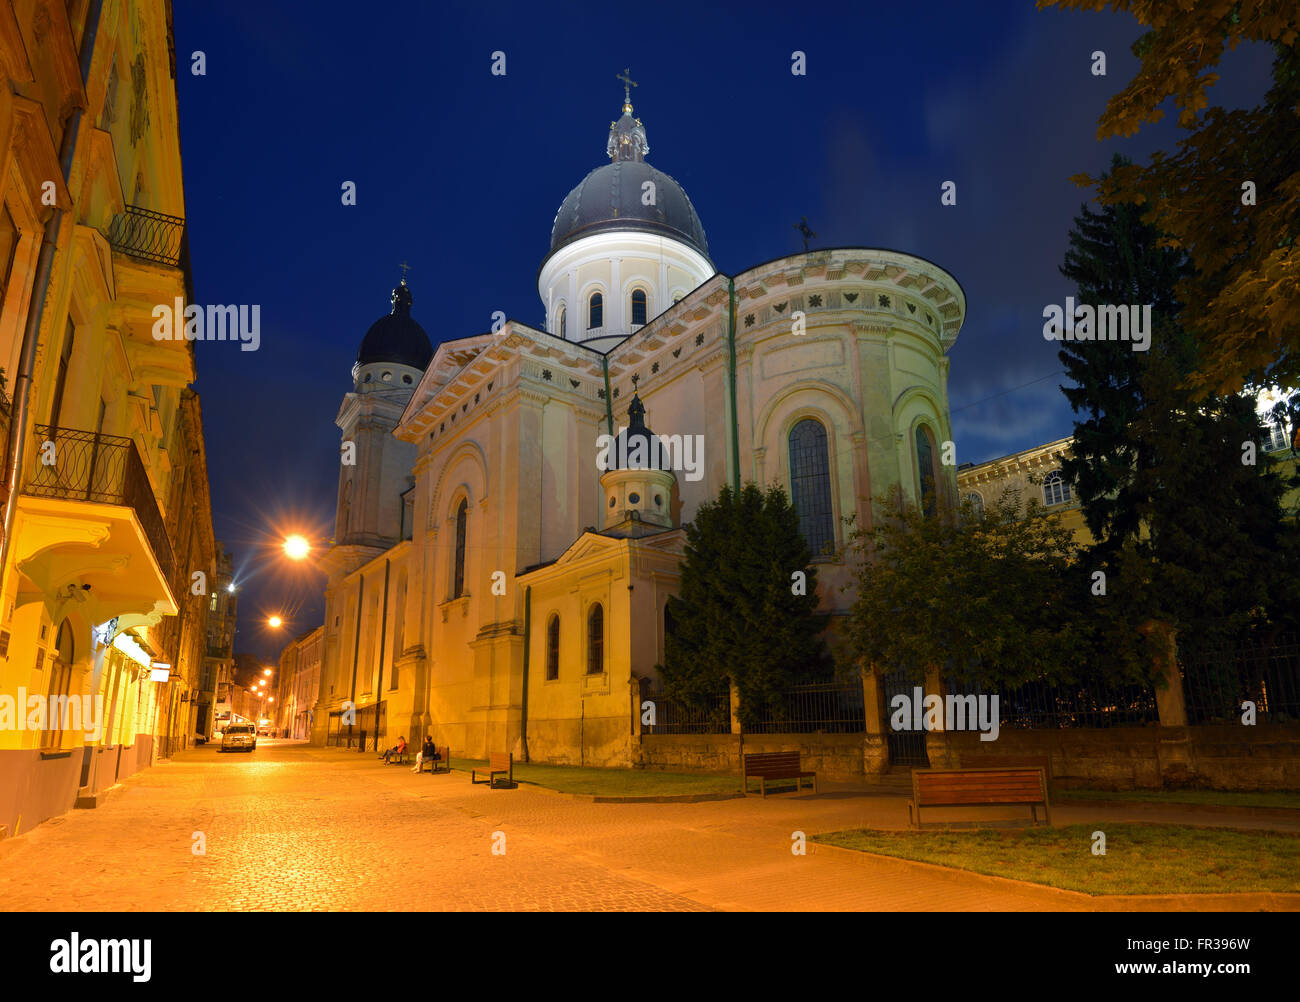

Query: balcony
106;205;186;268
11;425;178;625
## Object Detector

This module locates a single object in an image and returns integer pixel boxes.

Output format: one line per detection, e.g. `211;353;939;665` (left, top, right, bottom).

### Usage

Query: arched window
915;424;939;517
964;492;984;520
587;603;604;675
546;615;560;681
588;292;603;330
556;306;566;339
788;419;834;557
1043;471;1071;506
453;499;468;597
631;289;647;326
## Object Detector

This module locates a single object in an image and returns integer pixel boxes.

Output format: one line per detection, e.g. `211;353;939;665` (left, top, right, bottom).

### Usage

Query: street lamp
268;615;283;629
283;534;312;561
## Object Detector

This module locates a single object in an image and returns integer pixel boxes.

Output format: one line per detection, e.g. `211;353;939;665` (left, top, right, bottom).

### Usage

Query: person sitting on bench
412;736;440;773
382;736;407;764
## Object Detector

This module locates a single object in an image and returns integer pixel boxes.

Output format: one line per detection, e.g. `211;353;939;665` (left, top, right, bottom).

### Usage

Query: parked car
221;723;257;753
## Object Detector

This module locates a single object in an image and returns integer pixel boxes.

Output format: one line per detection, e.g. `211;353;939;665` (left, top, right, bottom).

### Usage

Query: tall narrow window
453;499;468;597
50;319;75;430
587;603;604;675
588;292;603;330
631;288;647;326
557;306;566;339
915;424;938;517
788;419;834;556
546;614;560;680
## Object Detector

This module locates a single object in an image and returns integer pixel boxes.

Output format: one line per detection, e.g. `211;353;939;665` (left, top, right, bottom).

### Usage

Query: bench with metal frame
742;751;818;798
418;745;450;774
471;752;513;788
908;767;1052;828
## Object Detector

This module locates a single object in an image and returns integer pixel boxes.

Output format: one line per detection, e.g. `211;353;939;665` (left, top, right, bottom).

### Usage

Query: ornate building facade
310;89;966;766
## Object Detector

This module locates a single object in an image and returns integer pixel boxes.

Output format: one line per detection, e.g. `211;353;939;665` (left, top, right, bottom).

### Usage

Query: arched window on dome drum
915;425;939;517
588;292;603;330
587;603;604;675
788;419;834;557
557;306;566;339
546;614;560;681
453;499;468;598
631;289;647;327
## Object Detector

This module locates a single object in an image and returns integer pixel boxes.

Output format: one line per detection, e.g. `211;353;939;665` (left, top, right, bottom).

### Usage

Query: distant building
277;627;322;739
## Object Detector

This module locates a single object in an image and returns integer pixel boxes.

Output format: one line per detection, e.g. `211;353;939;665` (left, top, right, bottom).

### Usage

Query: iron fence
744;680;866;734
942;675;1158;729
640;683;730;735
1180;637;1300;725
26;424;176;589
106;205;187;267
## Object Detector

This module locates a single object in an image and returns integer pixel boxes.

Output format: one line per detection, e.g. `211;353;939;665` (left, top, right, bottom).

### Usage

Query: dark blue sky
173;1;1274;659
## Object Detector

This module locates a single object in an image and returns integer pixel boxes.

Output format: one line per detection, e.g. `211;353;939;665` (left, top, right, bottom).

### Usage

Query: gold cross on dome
399;261;411;283
617;68;637;107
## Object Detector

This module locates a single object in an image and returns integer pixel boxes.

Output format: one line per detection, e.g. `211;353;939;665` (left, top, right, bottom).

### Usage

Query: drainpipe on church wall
348;576;364;749
727;277;740;494
601;356;614;434
373;559;390;752
519;585;530;762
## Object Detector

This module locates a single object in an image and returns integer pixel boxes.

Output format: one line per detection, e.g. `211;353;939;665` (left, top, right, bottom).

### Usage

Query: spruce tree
658;483;831;726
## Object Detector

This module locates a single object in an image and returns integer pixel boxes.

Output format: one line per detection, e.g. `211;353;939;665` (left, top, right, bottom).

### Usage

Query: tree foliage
846;487;1098;688
1040;0;1300;394
658;483;831;725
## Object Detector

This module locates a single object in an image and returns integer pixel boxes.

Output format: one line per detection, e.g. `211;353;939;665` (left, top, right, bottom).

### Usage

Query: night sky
172;1;1275;660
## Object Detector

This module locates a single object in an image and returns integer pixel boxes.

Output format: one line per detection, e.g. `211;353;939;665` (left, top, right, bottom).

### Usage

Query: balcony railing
26;425;176;590
106;205;187;268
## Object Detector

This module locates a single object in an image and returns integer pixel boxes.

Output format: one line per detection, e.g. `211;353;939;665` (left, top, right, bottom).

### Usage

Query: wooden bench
909;767;1051;828
958;755;1055;795
471;752;513;788
418;745;450;774
385;748;411;765
742;751;817;798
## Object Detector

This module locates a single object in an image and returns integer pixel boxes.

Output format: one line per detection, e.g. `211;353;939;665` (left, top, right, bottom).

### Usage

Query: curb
1058;797;1300;821
807;840;1300;911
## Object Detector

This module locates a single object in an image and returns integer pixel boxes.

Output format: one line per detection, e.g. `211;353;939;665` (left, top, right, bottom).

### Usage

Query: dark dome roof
357;282;433;370
611;395;672;471
549;160;710;261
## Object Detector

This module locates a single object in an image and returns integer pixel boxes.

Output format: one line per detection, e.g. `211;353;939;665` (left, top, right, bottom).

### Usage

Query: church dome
549;159;710;260
610;394;671;470
357;281;433;370
546;87;710;263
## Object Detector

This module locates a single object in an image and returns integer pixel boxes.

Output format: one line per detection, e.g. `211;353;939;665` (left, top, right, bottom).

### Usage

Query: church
308;82;966;767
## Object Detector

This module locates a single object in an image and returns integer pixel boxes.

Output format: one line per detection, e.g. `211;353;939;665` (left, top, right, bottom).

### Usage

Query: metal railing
106;205;187;268
943;675;1159;729
1180;637;1300;725
641;683;730;735
25;425;176;589
745;680;866;734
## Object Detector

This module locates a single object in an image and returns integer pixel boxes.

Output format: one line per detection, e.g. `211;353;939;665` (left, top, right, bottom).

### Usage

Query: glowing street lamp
283;534;311;561
263;668;273;676
268;615;283;629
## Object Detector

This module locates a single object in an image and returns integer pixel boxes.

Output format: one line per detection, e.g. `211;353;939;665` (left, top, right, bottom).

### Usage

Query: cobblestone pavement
0;742;1290;911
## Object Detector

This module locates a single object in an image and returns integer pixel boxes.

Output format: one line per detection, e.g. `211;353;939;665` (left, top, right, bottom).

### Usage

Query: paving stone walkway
0;741;1293;911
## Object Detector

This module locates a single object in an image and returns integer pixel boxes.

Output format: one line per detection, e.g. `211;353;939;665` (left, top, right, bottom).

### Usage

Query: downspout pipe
0;0;104;599
601;355;614;434
349;575;365;748
520;585;531;763
373;559;390;752
727;277;740;493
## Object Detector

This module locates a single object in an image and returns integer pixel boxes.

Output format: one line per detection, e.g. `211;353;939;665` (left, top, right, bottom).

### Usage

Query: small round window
403;374;413;384
382;371;393;382
629;492;641;505
654;494;662;507
608;496;616;507
364;373;373;382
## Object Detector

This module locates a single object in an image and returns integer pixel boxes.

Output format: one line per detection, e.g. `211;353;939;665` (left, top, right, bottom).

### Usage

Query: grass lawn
447;758;740;797
1059;788;1300;810
813;823;1300;895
